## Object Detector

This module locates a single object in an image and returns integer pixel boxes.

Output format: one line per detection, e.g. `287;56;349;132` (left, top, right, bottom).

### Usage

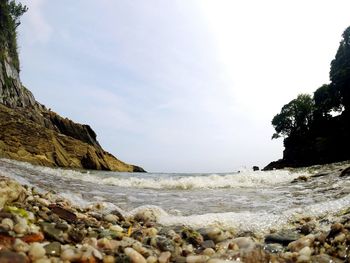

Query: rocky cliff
0;12;144;172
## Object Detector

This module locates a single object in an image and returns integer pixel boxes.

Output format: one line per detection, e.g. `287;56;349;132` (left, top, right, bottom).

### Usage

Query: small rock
147;255;158;263
201;240;215;249
110;224;123;232
61;248;78;261
203;248;215;256
68;228;85;243
21;232;45;243
186;255;210;263
40;222;64;242
265;231;301;246
288;234;315;252
333;233;346;243
50;205;77;223
229;237;255;252
328;223;343;238
299;246;312;257
181;228;203;246
28;242;46;261
158;251;171;263
13;222;27;235
44;241;61;256
1;218;14;230
104;214;118;222
36;197;50;207
125;247;147;263
103;255;116;263
0;249;27;263
13;238;29;253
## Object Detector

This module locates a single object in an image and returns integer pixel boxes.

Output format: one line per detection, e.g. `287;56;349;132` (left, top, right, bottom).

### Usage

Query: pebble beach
0;171;350;263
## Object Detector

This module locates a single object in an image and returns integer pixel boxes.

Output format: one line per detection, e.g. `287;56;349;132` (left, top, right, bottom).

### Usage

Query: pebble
13;239;29;253
288;234;315;252
147;255;158;263
125;247;147;263
104;214;118;222
1;176;350;263
203;248;215;256
186;255;210;263
158;251;171;263
36;197;50;207
13;222;27;234
60;248;77;261
109;224;123;232
1;218;14;230
103;255;116;263
28;242;46;261
44;241;61;256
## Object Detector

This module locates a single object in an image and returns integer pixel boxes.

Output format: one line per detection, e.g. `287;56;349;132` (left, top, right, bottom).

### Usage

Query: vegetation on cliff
267;26;350;169
0;0;27;71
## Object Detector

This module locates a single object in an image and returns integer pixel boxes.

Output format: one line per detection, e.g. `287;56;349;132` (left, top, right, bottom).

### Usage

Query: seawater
1;158;350;234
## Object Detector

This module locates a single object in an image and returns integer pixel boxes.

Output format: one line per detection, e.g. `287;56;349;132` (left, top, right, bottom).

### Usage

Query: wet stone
50;205;77;223
264;243;284;253
44;241;61;256
40;222;64;242
115;254;131;263
265;230;301;246
68;228;85;243
55;222;69;231
110;209;125;221
201;240;215;249
0;249;27;263
156;237;175;252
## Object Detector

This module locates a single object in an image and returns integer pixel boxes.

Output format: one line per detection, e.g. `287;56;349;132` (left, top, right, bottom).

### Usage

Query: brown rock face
0;51;145;172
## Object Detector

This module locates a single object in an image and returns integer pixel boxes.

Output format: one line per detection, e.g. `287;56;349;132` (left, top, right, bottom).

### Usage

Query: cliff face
0;45;145;172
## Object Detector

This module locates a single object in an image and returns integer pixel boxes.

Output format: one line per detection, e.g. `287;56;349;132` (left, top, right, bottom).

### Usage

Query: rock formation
0;7;145;172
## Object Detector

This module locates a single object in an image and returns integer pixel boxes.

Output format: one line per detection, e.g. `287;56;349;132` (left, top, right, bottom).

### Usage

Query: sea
1;158;350;235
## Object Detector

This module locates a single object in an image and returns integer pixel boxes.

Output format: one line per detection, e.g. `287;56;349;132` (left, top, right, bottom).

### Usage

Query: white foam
0;158;304;190
59;170;302;190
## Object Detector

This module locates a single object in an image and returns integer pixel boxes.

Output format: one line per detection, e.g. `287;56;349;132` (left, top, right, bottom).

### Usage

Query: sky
17;0;350;173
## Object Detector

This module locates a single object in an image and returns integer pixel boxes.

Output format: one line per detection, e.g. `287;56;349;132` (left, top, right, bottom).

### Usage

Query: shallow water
1;158;350;233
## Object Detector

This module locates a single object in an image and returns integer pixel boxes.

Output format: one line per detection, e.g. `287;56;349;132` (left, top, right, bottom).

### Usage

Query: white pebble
36;197;50;207
13;222;27;234
104;214;118;222
13;239;29;253
109;224;123;232
158;251;171;263
186;255;210;263
1;218;14;230
334;233;346;243
299;246;312;257
125;247;147;263
146;256;158;263
61;248;77;261
203;248;215;256
29;242;46;261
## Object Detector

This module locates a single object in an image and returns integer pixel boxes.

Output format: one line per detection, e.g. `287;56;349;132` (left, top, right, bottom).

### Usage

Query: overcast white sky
18;0;350;172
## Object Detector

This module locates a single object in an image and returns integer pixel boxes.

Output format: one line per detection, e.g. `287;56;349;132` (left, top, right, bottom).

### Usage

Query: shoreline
0;175;349;262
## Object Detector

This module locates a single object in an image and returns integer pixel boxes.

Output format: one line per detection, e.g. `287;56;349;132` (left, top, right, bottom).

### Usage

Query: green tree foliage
0;0;28;71
272;94;314;139
330;26;350;113
313;84;341;118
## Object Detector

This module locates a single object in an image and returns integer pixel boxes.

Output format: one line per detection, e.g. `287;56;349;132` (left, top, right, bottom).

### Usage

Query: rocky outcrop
0;48;145;172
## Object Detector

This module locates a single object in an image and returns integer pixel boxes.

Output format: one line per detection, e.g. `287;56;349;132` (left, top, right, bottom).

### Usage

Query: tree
330;26;350;114
313;84;341;118
0;0;28;71
272;94;314;139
